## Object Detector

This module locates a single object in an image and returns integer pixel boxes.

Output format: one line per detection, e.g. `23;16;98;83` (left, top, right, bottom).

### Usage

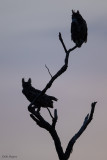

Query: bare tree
22;11;97;160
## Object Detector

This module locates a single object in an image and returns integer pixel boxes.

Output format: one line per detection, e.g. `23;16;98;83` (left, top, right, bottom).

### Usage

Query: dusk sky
0;0;107;160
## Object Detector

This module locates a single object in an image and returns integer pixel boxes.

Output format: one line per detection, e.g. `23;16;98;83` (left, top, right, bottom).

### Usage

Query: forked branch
28;33;77;110
30;108;64;160
28;32;96;160
30;102;97;160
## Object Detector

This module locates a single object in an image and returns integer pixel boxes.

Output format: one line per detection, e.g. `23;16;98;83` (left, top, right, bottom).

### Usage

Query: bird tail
49;96;58;101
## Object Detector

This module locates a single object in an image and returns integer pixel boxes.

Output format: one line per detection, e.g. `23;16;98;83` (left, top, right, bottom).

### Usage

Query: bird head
72;10;83;22
22;78;32;89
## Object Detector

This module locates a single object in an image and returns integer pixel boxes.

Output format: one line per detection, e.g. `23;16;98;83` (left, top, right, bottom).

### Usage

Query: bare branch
49;128;65;160
45;64;53;78
30;102;96;160
64;102;97;160
52;109;58;128
28;33;77;109
59;32;77;55
30;109;64;160
59;32;68;53
47;107;54;119
30;110;51;129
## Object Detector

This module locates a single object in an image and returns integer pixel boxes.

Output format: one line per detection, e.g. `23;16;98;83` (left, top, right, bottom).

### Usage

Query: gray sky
0;0;107;160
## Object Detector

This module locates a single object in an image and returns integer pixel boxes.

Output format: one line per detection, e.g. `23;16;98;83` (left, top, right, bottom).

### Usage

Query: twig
47;107;54;119
59;32;77;55
45;64;53;78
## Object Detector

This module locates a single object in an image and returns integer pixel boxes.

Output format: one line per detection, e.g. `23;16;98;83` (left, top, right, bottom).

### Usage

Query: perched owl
22;78;58;109
71;10;88;47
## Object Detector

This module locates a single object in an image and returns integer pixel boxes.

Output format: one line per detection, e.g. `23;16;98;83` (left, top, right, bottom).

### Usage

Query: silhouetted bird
22;78;58;109
71;10;88;47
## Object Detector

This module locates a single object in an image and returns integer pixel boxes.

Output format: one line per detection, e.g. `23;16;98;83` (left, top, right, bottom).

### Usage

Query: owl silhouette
22;78;58;109
71;10;88;47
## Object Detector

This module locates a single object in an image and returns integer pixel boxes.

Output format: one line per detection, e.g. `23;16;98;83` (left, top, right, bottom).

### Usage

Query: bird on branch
71;10;88;47
22;78;58;110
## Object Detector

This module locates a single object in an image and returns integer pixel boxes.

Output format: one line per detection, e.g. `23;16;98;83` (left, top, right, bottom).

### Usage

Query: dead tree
22;10;96;160
24;32;97;160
